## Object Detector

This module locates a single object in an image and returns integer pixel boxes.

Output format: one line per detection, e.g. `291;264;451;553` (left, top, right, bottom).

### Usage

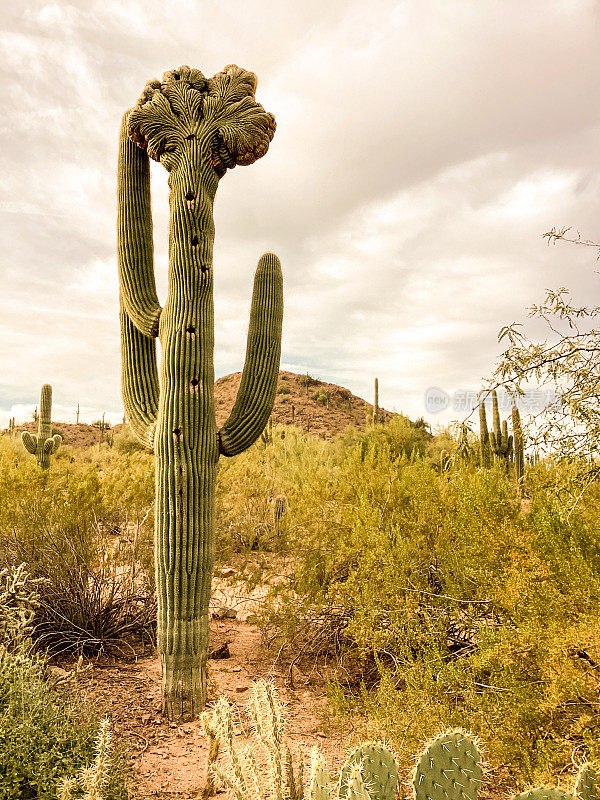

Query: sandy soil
78;578;353;800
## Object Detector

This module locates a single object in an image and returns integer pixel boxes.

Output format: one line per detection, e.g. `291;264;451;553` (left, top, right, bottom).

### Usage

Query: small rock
209;642;231;660
141;713;152;724
235;685;249;693
212;606;237;620
220;567;236;577
49;666;69;679
232;666;241;673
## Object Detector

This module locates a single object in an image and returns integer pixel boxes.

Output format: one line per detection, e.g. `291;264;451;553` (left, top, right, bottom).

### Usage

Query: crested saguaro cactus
22;384;61;470
118;65;281;719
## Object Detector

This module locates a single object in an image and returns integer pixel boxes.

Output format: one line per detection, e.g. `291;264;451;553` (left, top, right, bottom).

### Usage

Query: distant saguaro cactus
489;389;513;468
479;401;491;468
22;385;61;470
373;377;379;424
512;404;525;492
118;65;281;720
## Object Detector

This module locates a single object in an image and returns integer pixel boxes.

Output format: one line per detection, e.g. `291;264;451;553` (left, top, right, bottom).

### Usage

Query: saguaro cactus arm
218;253;283;457
120;303;159;449
22;432;37;454
44;434;62;455
117;114;162;338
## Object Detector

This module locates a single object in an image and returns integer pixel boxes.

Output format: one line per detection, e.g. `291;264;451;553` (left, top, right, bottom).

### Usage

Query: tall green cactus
22;385;61;470
489;389;513;468
512;405;525;492
479;401;491;468
118;65;281;719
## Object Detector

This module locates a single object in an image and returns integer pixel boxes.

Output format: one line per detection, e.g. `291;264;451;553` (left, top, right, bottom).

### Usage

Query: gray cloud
1;0;599;427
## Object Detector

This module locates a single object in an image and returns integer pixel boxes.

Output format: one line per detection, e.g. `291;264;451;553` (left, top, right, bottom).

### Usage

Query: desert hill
4;371;391;448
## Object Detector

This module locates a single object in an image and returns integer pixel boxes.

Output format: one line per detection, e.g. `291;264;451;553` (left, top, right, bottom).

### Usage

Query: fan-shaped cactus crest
118;64;282;720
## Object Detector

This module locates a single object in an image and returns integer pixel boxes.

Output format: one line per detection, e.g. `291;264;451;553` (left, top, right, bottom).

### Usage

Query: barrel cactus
22;384;61;470
118;64;281;719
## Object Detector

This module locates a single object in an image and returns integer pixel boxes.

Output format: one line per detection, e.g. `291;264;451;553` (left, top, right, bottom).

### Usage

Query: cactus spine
479;401;491;468
21;384;61;470
118;65;280;719
512;404;525;491
489;389;513;468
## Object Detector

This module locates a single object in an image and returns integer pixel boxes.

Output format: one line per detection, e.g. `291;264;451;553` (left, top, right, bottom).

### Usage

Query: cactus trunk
118;65;280;720
479;401;491;468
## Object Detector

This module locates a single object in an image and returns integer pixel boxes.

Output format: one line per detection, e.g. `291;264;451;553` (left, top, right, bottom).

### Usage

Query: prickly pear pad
413;731;482;800
338;744;398;800
514;790;575;800
576;764;599;800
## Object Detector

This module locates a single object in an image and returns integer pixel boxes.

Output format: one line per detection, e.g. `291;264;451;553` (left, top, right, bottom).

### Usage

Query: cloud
1;0;599;428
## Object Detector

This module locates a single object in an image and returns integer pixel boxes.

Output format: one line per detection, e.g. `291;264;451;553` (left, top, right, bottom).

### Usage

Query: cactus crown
127;64;276;176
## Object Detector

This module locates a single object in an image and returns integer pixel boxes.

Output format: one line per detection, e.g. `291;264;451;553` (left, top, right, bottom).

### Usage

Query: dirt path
79;579;353;799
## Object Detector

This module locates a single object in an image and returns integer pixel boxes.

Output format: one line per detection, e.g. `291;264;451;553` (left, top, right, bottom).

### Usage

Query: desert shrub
299;374;320;388
253;436;600;786
313;389;331;406
0;439;155;655
277;385;291;395
0;566;127;799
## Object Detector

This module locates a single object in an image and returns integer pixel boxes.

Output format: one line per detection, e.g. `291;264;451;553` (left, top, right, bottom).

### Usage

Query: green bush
277;385;291;395
0;566;127;799
0;437;155;654
222;430;600;787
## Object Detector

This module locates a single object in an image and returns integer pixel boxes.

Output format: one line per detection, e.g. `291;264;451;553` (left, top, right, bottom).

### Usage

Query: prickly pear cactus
513;790;575;800
310;748;331;800
22;384;61;470
338;744;398;800
576;764;598;800
413;731;482;800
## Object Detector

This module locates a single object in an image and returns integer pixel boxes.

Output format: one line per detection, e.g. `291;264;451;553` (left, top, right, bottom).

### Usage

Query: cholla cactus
22;384;61;470
118;65;281;719
209;680;303;800
0;563;43;648
489;390;513;468
57;719;113;800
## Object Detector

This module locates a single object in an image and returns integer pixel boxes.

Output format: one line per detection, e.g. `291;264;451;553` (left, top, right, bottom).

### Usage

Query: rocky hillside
4;372;391;448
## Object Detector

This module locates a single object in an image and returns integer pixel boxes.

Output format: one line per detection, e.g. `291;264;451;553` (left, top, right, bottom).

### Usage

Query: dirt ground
78;578;354;800
74;576;513;800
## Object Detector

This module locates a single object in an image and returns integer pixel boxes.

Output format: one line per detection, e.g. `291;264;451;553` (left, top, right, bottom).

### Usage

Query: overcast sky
1;0;599;428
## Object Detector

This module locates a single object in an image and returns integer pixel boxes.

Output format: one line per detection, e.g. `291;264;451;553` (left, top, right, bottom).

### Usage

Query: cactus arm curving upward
22;431;37;454
218;253;283;456
117;114;162;338
118;113;161;448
